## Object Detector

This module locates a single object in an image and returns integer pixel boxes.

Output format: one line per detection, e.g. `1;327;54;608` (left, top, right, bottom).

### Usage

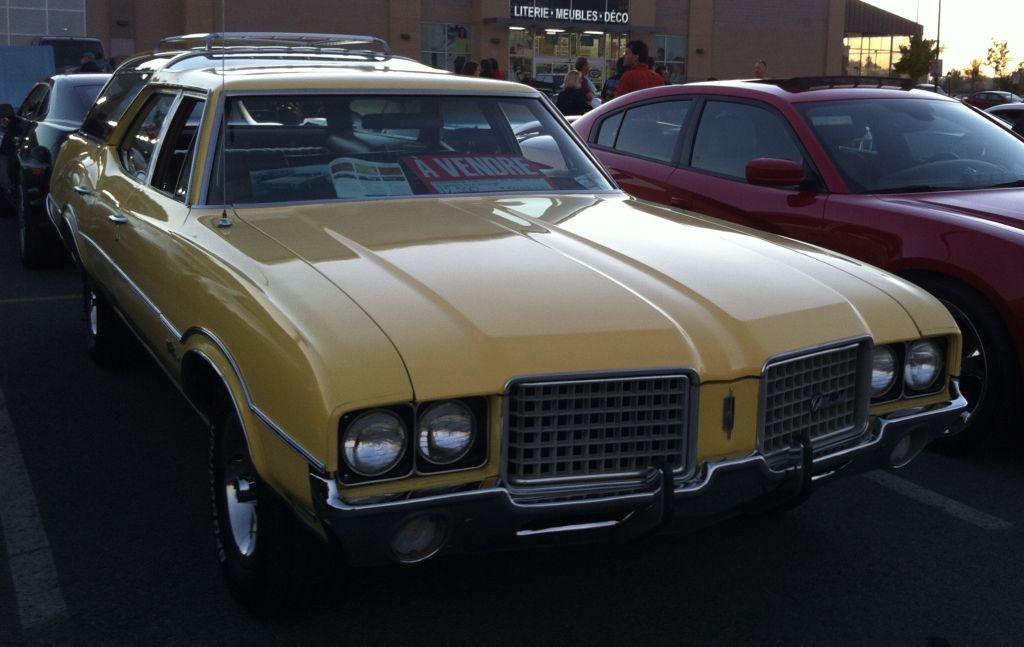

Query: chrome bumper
311;380;967;566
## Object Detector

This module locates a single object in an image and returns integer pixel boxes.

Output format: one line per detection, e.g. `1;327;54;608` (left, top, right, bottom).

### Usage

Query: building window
4;0;86;46
844;34;908;77
655;35;687;84
421;22;470;74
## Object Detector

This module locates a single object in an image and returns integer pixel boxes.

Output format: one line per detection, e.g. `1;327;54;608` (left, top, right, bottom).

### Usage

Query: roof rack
157;32;392;59
767;76;915;91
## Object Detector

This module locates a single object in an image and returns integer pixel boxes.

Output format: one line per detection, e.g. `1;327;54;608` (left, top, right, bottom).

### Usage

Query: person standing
574;56;599;106
601;56;625;103
75;51;102;73
555;70;593;116
615;40;664;97
489;58;507;80
754;59;768;79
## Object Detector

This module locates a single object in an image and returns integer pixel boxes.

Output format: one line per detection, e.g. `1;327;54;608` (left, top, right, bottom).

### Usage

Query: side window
19;85;50;120
119;93;177;182
611;100;690;162
691;100;804;180
150;98;206;201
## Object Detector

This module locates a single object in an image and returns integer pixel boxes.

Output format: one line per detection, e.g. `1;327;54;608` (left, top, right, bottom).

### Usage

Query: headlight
905;339;943;391
871;345;898;397
342;410;407;477
417;401;475;465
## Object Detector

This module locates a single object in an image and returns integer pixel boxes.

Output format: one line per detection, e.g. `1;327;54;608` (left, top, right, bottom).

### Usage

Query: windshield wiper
985;179;1024;189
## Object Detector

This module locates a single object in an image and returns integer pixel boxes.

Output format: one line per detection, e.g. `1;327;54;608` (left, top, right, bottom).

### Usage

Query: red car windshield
796;98;1024;193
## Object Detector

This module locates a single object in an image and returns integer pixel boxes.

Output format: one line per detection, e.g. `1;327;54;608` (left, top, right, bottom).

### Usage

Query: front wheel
917;278;1019;453
82;275;131;366
210;411;333;613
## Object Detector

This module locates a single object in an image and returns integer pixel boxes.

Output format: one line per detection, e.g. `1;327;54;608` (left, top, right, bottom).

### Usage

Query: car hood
237;194;950;400
879;188;1024;229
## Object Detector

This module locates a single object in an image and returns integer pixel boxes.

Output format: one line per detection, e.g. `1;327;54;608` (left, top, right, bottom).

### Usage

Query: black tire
916;278;1020;453
210;411;333;613
82;275;132;367
17;184;63;269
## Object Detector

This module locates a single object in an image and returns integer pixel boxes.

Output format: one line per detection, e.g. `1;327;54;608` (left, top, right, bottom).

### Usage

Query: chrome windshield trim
182;326;326;473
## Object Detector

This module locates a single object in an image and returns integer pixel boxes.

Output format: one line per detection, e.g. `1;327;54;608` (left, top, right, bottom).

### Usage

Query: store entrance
509;28;627;95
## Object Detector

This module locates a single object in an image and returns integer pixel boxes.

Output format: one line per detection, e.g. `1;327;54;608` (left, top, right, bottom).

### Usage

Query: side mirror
0;103;14;120
745;157;806;187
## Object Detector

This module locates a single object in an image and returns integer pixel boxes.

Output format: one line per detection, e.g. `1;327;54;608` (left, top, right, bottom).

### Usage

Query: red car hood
880;188;1024;229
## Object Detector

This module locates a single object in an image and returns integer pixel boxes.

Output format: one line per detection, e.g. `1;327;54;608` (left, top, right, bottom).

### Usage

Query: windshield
797;97;1024;193
207;93;613;205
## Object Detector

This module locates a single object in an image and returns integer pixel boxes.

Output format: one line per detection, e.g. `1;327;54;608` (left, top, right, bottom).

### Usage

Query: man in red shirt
615;40;665;97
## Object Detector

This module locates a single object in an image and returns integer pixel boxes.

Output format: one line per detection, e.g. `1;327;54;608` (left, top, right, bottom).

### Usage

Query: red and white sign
402;154;553;194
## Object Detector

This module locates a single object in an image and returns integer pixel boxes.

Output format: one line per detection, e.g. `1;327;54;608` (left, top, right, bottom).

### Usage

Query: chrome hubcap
221;426;258;557
942;298;987;424
87;290;99;338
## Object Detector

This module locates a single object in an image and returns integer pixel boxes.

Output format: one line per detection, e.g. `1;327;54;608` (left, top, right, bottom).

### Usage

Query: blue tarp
0;46;55;108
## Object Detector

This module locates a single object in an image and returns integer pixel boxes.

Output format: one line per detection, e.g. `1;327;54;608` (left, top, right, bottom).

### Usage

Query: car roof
614;76;954;105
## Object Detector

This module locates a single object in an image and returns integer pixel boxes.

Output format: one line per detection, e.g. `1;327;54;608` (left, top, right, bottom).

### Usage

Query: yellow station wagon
48;34;967;610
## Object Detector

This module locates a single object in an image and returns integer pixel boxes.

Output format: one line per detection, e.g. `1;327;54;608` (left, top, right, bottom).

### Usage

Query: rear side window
80;71;151;141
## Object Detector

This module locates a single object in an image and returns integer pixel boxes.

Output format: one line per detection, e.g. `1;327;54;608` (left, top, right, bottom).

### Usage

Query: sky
867;0;1023;74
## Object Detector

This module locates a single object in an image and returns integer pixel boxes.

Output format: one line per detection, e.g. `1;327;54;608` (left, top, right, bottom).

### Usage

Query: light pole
934;0;942;92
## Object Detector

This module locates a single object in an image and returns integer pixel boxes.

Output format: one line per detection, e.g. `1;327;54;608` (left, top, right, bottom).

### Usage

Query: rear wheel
916;278;1019;453
210;411;333;613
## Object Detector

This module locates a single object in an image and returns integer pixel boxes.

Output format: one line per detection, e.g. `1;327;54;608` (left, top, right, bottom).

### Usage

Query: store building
3;0;920;89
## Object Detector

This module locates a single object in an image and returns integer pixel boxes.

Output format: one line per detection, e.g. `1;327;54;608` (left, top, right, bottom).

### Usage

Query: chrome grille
505;374;691;485
761;342;867;460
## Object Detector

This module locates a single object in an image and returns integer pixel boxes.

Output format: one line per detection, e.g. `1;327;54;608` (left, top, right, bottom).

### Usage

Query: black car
0;73;108;266
985;103;1024;135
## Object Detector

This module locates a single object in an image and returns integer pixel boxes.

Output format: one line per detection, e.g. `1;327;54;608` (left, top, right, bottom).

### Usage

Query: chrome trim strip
78;227;325;472
516;518;623;537
182;326;326;473
77;230;183;341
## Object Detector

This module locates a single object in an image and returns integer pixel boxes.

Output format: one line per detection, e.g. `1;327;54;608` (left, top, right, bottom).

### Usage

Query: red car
962;90;1022;110
573;78;1024;451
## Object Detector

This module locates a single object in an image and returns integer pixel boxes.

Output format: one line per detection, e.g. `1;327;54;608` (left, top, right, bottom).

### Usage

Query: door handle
73;185;91;195
108;214;129;224
669;196;688;207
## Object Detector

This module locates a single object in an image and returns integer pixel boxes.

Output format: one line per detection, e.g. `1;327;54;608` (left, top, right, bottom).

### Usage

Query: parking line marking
0;387;68;630
0;294;77;306
864;471;1013;531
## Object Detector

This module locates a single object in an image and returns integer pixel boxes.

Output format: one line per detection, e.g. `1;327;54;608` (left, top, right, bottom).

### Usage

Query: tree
893;34;938;80
967;59;984;91
986;39;1012;78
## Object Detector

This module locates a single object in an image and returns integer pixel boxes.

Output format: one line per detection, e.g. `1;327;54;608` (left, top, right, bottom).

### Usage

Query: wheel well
181;352;234;425
899;268;1023;375
899;269;1005;325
